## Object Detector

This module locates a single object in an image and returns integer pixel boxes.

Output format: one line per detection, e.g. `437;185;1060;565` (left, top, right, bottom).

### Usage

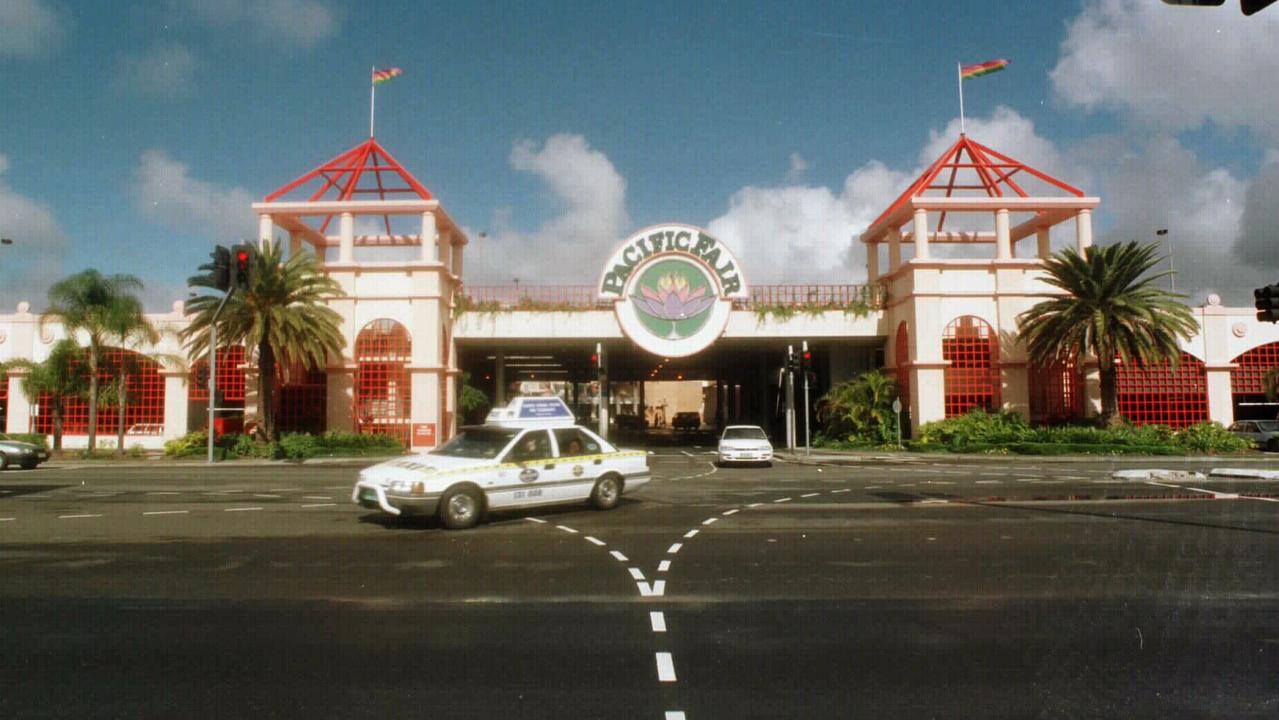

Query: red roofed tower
250;138;469;447
861;135;1100;429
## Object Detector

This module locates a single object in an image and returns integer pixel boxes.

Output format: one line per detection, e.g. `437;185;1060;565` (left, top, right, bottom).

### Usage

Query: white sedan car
717;425;774;466
353;397;650;529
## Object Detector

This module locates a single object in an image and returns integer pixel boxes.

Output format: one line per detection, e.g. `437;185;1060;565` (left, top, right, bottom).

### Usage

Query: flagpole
369;66;376;138
957;62;966;136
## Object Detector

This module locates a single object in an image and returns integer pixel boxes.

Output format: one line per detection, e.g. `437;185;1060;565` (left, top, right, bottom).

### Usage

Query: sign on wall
598;224;749;357
411;422;437;447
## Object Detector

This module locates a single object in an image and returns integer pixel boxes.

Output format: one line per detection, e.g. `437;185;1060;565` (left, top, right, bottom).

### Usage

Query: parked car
672;411;701;431
1228;419;1279;450
614;412;644;430
717;425;773;466
0;433;51;470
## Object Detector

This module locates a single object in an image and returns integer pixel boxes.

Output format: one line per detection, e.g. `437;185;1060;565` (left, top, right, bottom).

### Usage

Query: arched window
1230;342;1279;420
1116;352;1207;427
1029;358;1081;425
355;319;412;445
894;322;910;409
37;348;165;435
942;316;1000;417
277;362;327;435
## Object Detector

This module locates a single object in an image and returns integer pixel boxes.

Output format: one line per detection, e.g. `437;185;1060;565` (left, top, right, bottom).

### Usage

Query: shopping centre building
3;134;1278;449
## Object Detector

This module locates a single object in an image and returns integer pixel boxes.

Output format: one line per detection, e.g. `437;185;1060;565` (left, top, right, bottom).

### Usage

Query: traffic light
192;245;232;292
786;348;800;373
1162;0;1276;14
1254;284;1279;322
231;243;255;291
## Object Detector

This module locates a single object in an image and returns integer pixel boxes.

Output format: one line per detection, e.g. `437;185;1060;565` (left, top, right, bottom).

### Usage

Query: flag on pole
960;59;1009;80
372;67;403;85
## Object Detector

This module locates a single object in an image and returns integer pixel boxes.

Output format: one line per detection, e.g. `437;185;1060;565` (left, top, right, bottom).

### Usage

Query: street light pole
1156;228;1173;293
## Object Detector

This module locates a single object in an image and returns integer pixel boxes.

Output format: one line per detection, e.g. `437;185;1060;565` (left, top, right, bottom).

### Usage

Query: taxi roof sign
485;396;577;427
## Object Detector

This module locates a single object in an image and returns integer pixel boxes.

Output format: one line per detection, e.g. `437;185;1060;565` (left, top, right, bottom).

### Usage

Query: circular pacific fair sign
598;224;749;357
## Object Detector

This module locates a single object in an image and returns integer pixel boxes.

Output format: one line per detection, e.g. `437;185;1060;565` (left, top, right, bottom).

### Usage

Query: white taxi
352;396;651;529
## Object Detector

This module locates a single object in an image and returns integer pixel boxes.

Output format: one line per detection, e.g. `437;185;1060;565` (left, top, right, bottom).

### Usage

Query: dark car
1228;419;1279;450
614;412;644;430
0;433;51;470
672;412;701;431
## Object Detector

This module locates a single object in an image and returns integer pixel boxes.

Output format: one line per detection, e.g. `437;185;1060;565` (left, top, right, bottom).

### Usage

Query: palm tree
3;339;90;450
816;370;899;444
101;320;182;456
41;271;146;451
1018;241;1197;425
182;241;345;442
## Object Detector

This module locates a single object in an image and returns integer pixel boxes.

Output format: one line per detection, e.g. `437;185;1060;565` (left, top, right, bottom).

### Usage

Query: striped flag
960;59;1009;80
372;67;403;85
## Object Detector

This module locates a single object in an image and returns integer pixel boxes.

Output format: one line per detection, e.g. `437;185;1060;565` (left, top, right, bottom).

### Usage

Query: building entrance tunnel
458;338;883;446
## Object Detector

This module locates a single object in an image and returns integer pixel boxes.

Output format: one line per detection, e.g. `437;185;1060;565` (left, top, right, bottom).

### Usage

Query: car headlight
389;480;411;493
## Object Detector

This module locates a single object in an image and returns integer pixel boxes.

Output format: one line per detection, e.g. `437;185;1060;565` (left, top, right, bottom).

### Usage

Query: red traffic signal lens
237;251;249;263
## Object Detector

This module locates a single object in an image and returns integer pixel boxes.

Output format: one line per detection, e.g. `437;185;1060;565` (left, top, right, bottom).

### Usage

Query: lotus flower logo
631;263;717;340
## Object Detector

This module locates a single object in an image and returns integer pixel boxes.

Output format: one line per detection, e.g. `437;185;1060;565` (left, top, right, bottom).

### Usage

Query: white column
450;236;464;278
888;228;903;271
339;212;355;263
912;208;930;260
866;241;879;283
258;214;273;246
6;370;31;434
162;373;189;440
1036;226;1051;259
995;208;1011;260
1075;209;1093;253
420;211;438;262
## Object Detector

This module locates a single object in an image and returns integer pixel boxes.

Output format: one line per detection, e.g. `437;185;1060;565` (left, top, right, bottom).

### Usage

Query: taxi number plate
513;489;544;500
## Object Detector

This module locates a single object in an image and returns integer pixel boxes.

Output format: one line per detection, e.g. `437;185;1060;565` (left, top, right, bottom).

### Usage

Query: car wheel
590;474;622;510
438;486;483;530
0;453;7;471
19;457;37;470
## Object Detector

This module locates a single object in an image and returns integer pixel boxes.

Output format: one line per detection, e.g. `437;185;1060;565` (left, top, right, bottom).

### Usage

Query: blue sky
2;0;1278;309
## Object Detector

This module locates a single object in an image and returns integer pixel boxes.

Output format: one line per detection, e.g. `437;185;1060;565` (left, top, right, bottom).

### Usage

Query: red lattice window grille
1029;359;1081;425
277;364;328;435
1115;352;1207;427
894;323;911;409
1230;342;1279;420
943;316;1000;418
189;345;247;404
355;319;412;445
37;348;165;435
0;370;7;433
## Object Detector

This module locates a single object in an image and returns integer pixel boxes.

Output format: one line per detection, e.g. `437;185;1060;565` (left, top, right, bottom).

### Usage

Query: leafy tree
457;371;491;425
2;339;89;450
816;370;899;445
182;242;345;442
41;270;146;451
1018;241;1197;425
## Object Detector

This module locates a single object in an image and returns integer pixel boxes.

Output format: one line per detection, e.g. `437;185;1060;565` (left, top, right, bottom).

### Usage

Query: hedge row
165;430;406;461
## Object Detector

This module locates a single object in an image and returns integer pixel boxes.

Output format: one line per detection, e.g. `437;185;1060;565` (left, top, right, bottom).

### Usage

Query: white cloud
785;153;809;184
467;134;629;284
1235;154;1279;279
1052;0;1279;139
0;0;68;58
111;44;197;98
132;148;257;243
0;152;66;310
185;0;338;47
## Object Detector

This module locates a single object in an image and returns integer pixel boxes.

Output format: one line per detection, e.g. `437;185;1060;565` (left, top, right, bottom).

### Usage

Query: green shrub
916;409;1035;447
1173;422;1251;453
128;444;145;458
164;430;209;457
277;433;321;461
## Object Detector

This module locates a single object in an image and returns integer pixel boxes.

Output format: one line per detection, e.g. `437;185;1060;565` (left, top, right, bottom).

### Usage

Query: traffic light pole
785;345;796;450
802;341;811;455
207;288;234;464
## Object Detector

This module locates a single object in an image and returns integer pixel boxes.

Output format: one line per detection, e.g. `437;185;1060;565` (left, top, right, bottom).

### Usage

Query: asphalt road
2;453;1278;719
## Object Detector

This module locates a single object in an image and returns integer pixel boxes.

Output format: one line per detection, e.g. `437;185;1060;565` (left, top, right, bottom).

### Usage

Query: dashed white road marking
1248;496;1279;502
1187;487;1240;499
303;495;332;500
224;507;263;512
683;529;700;539
801;492;820;498
584;536;606;546
301;503;337;508
650;611;667;632
658;560;671;572
665;713;687;720
146;491;181;496
629;568;646;580
976;480;1002;485
667;543;683;554
610;550;629;562
253;494;281;498
555;525;578;534
142;510;189;516
702;517;718;526
773;497;792;503
747;502;763;507
1;517;16;522
722;508;739;516
58;514;103;519
524;517;548;524
1145;481;1181;489
680;451;695;458
655;652;677;681
831;489;850;494
638;580;666;597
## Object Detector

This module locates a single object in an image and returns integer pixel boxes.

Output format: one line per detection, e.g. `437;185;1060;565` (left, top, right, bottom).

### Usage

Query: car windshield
429;427;519;459
723;427;767;440
1257;421;1279;432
